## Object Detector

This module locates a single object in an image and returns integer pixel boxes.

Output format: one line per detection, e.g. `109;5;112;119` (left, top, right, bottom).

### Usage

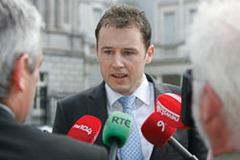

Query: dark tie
118;96;144;160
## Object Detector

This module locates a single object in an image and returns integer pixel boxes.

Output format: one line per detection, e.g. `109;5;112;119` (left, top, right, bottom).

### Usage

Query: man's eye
124;51;134;56
104;50;113;55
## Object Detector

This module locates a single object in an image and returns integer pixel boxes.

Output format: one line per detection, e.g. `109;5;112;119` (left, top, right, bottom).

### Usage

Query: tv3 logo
157;120;165;132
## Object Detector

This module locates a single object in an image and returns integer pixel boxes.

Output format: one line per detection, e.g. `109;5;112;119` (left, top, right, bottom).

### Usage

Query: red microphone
141;112;176;147
67;115;102;144
141;112;198;160
155;93;189;129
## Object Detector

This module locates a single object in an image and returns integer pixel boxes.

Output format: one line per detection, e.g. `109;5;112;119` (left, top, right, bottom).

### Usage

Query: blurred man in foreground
188;0;240;159
0;0;107;159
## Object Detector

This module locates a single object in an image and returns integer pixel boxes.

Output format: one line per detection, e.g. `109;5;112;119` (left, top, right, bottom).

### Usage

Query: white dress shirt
106;75;154;160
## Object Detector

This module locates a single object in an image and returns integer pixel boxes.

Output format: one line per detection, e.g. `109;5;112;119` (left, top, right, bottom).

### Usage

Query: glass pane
164;12;175;44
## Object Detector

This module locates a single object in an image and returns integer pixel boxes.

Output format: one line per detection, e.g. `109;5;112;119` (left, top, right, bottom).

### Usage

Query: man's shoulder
61;82;105;103
146;73;181;95
0;124;108;160
159;83;181;94
56;82;106;111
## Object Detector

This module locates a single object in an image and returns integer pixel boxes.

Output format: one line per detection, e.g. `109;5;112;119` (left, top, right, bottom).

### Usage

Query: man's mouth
112;73;127;78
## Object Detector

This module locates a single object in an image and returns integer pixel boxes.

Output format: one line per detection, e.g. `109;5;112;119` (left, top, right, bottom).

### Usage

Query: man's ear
200;83;229;154
12;53;29;91
145;45;155;64
95;43;100;62
96;42;98;54
200;83;222;123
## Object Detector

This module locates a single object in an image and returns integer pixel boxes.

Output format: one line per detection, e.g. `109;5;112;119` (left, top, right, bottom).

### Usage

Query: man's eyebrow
100;47;138;52
123;48;137;51
100;46;113;50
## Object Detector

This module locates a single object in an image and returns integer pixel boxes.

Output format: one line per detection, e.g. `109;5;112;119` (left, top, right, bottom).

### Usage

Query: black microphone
102;111;133;160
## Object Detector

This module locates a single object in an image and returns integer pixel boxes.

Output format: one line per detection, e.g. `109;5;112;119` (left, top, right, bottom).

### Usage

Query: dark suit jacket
53;74;208;160
0;107;107;160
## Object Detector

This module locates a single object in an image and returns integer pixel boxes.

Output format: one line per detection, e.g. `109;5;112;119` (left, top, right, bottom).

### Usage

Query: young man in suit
53;4;207;160
0;0;107;159
188;0;240;159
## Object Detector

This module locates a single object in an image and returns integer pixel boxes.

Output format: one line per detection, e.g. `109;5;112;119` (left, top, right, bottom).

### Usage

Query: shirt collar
105;75;151;108
133;75;150;106
0;103;15;118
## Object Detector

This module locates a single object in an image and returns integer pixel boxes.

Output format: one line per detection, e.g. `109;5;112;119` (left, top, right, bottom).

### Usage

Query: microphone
141;112;198;160
102;111;133;160
67;115;102;144
141;112;176;147
155;93;189;129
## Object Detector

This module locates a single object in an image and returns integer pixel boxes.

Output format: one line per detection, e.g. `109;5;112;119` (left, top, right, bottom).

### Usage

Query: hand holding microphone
102;111;133;160
67;115;102;144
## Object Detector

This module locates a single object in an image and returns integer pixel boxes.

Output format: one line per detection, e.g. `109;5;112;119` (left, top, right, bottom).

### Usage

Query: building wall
27;0;111;125
27;0;199;126
146;0;198;84
115;0;199;83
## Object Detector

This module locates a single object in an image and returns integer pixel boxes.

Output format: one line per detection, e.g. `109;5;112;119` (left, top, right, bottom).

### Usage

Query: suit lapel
86;81;109;146
146;74;173;100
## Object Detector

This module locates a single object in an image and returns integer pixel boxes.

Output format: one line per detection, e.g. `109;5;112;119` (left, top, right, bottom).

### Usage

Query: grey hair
0;0;43;99
188;0;240;146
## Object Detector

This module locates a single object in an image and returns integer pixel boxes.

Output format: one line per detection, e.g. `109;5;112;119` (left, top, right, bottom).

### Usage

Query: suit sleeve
188;127;208;160
52;101;70;135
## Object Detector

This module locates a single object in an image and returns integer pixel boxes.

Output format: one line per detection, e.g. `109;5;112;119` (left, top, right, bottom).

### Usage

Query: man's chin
111;86;132;95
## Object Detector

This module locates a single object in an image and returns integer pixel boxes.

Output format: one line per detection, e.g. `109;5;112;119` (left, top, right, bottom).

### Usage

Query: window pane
93;8;102;23
189;9;197;24
64;0;69;23
164;12;175;44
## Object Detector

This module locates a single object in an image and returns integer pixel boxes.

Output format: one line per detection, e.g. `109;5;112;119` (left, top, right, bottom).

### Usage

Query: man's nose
112;53;124;68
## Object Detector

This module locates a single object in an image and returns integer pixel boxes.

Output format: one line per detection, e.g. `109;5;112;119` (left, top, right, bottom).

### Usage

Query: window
55;0;61;27
64;0;70;24
30;0;46;22
188;9;197;24
54;0;71;30
33;72;49;125
93;8;102;23
163;11;176;44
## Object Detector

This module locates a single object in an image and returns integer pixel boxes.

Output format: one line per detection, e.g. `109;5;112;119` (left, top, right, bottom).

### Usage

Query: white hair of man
188;0;240;148
0;0;43;99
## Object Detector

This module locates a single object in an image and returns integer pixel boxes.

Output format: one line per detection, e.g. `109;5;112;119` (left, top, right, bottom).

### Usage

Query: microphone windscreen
155;93;189;129
102;111;133;148
67;115;102;144
141;112;176;147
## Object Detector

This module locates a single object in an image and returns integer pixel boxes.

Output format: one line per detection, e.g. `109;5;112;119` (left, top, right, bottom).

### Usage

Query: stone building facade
26;0;199;126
